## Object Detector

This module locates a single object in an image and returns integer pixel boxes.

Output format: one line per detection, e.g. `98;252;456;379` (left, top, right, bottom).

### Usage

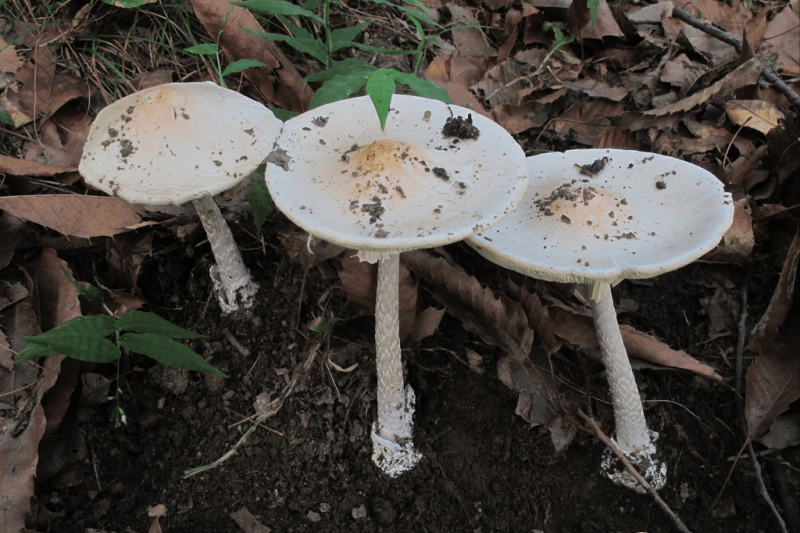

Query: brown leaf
189;0;313;111
337;252;418;343
644;57;762;116
763;7;800;77
230;506;272;533
619;326;730;389
448;4;496;57
701;198;755;264
0;195;142;238
746;228;799;353
403;249;534;362
553;99;625;147
745;314;800;440
500;276;562;355
566;0;592;33
411;306;446;342
0;153;77;176
725;99;785;134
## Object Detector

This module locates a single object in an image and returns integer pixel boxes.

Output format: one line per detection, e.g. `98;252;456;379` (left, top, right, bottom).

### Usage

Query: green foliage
587;0;599;29
100;0;149;8
237;0;452;129
247;163;273;233
543;22;577;60
18;310;225;377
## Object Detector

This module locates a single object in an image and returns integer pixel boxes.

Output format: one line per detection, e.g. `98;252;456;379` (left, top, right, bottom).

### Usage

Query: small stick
578;410;693;533
671;7;800;110
222;328;251;357
184;343;320;478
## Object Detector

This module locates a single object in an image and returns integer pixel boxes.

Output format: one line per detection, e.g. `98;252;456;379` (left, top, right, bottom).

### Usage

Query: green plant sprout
183;7;270;88
233;0;451;127
17;276;225;423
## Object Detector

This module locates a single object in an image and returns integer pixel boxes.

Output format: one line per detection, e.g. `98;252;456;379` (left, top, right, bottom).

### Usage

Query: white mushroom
467;149;734;492
265;94;528;477
79;82;282;313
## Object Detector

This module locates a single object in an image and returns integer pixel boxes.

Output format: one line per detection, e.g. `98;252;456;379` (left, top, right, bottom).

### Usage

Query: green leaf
244;29;328;64
118;333;227;377
15;343;58;363
309;316;330;332
270;107;299;121
29;315;117;342
368;0;442;28
348;42;418;56
101;0;149;7
366;69;397;130
232;0;324;23
23;334;120;364
304;58;374;83
222;59;269;77
0;111;14;127
309;71;371;109
60;267;103;302
184;43;219;56
301;0;324;9
248;164;272;232
587;0;599;29
391;71;451;103
330;22;370;52
116;310;205;339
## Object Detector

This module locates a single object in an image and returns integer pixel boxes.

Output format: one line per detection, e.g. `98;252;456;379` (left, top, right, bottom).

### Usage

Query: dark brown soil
30;220;796;533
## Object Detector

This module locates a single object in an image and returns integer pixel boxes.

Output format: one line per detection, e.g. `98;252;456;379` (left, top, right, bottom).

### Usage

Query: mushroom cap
265;95;528;252
467;149;734;289
79;81;282;205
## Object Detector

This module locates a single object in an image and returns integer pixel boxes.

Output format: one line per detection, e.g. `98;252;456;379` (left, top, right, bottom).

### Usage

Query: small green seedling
18;278;225;423
233;0;451;127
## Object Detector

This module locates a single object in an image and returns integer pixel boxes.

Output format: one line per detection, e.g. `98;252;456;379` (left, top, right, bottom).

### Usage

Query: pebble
351;504;367;520
307;511;321;522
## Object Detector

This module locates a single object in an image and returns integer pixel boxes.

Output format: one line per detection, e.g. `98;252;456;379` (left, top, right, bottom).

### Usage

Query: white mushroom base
371;385;422;478
209;265;260;314
600;429;667;493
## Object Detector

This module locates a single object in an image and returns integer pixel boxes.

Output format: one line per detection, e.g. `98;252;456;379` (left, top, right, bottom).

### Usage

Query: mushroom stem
589;282;651;453
590;282;667;492
192;195;259;314
370;252;421;476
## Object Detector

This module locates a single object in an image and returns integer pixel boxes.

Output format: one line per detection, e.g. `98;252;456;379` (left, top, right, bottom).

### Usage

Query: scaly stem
590;282;651;453
192;195;259;313
375;252;408;441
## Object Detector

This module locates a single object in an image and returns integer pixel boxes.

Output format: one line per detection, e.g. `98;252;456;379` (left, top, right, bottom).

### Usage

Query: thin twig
184;343;320;478
671;7;800;110
729;267;788;532
578;410;693;533
748;440;789;533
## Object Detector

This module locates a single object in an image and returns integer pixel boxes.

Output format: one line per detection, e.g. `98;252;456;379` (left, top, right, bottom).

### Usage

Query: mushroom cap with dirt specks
79;81;282;205
265;94;529;252
467;149;734;289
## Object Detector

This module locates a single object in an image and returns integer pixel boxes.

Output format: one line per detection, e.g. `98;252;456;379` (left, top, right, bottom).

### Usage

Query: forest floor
0;0;798;532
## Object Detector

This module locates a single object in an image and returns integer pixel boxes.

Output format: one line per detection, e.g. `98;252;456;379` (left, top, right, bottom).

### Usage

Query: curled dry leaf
746;229;799;353
402;249;534;362
745;314;800;441
619;325;730;389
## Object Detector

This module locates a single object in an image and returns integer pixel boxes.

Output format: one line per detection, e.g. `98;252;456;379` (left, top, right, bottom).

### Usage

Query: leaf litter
0;0;798;530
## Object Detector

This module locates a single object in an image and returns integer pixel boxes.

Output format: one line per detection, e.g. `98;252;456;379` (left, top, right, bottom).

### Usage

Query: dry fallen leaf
619;326;730;388
745;315;800;441
403;249;534;362
725;100;785;134
190;0;313;111
230;506;273;533
0;195;143;238
747;229;799;353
